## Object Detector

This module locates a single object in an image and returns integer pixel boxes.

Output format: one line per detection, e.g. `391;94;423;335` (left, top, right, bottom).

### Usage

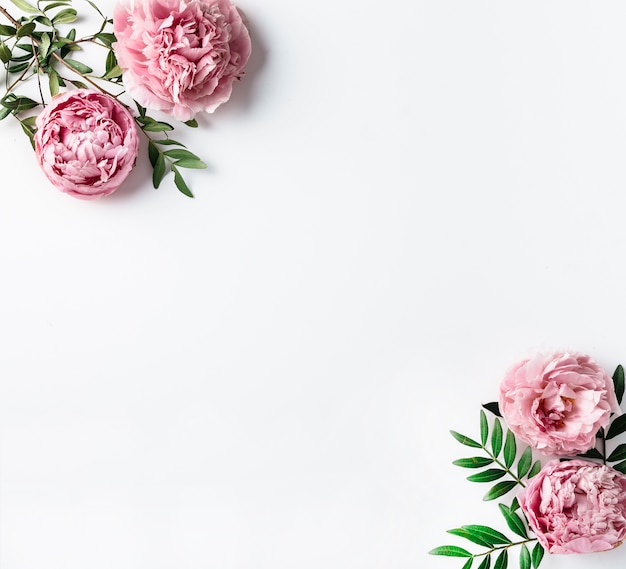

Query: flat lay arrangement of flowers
0;0;251;199
430;352;626;569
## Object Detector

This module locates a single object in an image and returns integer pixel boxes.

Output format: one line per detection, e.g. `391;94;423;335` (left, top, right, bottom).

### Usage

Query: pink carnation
520;460;626;554
113;0;251;121
499;352;619;456
34;90;139;199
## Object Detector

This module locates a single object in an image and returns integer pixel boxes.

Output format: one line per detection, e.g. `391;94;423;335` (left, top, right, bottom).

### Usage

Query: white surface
1;0;626;568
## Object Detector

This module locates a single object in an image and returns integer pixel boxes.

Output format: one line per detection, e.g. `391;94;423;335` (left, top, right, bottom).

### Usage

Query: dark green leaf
477;554;490;569
21;121;35;148
493;550;508;569
153;138;185;146
447;528;492;548
172;165;194;198
450;431;482;449
612;459;626;474
483;401;502;417
460;525;511;546
606;414;626;440
33;14;53;26
462;559;474;569
510;497;520;511
578;447;604;460
16;22;36;38
517;446;532;479
0;41;11;63
491;418;503;457
11;52;33;62
503;430;516;468
428;546;473;557
68;79;88;89
452;457;494;469
15;42;33;53
467;469;506;483
614;365;625;406
10;0;39;13
531;543;544;569
528;460;542;479
86;0;104;18
607;443;626;463
0;25;17;36
152;154;166;188
52;8;77;24
479;410;488;446
498;503;528;538
64;59;93;74
519;544;530;569
147;140;159;168
7;95;38;111
66;27;76;41
134;100;146;117
483;481;516;501
184;118;198;128
105;49;116;72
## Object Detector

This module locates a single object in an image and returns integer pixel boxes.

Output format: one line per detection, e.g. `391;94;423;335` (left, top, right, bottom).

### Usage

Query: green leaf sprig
0;0;207;197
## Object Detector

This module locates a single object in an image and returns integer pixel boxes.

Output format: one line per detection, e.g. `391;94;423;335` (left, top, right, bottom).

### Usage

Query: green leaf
467;469;506;483
447;528;492;548
153;138;185;146
3;95;39;111
43;2;72;12
163;149;202;161
152;154;166;188
39;32;50;59
15;42;33;53
462;559;474;569
184;118;198;127
612;459;626;474
147;140;159;168
527;460;542;479
48;67;59;96
460;525;511;546
450;431;482;449
483;481;516;501
95;32;116;47
21;115;36;128
578;447;604;460
498;503;528;538
517;446;532;479
52;8;77;24
482;401;502;417
519;544;530;569
172;158;206;169
493;550;508;569
86;0;104;18
172;165;194;198
531;543;544;569
16;22;36;38
33;14;53;26
63;59;93;74
606;414;626;440
0;41;11;63
0;105;12;120
0;25;17;36
477;554;490;569
614;365;625;405
491;418;503;457
10;0;39;13
105;49;116;72
102;64;122;79
509;497;520;511
479;410;488;446
21;121;35;148
607;443;626;463
7;61;29;72
452;457;494;469
142;121;174;132
68;79;88;89
428;546;473;557
66;27;76;41
503;430;516;468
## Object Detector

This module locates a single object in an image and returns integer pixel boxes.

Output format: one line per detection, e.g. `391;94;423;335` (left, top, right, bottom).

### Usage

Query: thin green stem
472;538;538;559
482;444;527;488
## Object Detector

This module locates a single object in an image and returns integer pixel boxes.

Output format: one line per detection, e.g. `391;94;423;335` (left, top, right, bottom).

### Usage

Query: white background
2;0;626;568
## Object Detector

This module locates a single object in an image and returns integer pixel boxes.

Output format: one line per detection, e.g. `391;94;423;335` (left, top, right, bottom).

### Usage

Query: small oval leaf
428;546;473;557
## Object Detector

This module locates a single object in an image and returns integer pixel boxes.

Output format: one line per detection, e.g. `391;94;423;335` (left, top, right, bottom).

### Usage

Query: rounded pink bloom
520;460;626;554
113;0;251;121
500;352;619;456
34;90;139;199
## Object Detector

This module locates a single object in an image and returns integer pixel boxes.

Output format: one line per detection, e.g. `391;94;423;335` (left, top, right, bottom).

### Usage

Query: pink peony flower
113;0;251;121
520;459;626;554
34;90;139;199
500;352;619;456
